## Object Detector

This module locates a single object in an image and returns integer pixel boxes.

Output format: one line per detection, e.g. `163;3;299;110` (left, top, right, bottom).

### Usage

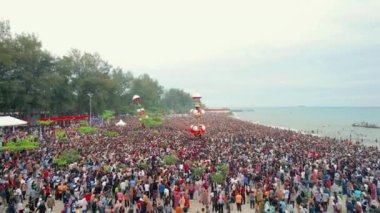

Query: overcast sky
1;0;379;107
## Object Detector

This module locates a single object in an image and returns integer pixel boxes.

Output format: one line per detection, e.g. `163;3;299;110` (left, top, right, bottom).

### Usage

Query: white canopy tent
115;119;126;126
0;116;28;127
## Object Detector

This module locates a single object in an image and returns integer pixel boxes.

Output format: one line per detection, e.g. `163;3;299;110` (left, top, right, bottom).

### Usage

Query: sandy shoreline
231;113;321;137
230;112;380;148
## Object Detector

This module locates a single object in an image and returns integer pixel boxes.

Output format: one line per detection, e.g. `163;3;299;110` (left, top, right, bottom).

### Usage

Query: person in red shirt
203;182;208;190
45;185;51;196
10;179;16;188
44;169;49;178
184;163;190;172
184;195;190;209
84;193;92;201
326;179;332;189
137;198;143;212
240;186;246;204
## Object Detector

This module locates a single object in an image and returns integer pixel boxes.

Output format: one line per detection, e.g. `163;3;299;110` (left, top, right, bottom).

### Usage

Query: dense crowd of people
1;114;380;213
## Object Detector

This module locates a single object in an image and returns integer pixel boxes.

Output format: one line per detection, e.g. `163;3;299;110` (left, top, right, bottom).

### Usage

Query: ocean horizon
233;106;380;146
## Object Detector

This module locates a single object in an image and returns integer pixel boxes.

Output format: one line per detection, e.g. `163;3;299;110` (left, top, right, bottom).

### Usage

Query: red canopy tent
39;115;89;122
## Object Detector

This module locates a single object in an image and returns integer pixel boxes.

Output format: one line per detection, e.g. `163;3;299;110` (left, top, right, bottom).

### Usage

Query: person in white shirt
120;180;126;193
164;187;169;197
284;189;290;201
232;184;236;192
80;198;88;212
15;187;22;200
16;201;24;213
144;183;150;198
230;178;236;184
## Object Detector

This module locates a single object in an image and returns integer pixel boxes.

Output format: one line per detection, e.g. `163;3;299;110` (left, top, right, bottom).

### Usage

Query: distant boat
352;122;380;129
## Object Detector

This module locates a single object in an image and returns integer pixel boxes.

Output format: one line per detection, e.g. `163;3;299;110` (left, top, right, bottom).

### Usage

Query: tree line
0;20;194;121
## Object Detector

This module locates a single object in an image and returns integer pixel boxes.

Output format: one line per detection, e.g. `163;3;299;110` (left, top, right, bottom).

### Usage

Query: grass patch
55;129;68;142
53;149;81;166
105;130;119;137
77;126;97;134
141;114;162;127
0;135;40;151
163;154;177;165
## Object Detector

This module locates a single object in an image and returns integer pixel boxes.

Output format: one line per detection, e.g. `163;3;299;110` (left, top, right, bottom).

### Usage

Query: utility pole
88;93;93;126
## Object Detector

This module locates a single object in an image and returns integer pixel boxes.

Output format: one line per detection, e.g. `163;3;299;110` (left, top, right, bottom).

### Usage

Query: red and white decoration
137;108;145;116
132;95;141;102
189;124;206;135
192;93;202;101
133;94;146;128
189;93;206;136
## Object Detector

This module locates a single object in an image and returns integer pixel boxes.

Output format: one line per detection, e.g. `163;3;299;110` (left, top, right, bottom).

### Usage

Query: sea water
234;107;380;146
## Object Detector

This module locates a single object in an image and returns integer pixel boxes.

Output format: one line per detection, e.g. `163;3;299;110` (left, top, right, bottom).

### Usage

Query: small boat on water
352;122;380;129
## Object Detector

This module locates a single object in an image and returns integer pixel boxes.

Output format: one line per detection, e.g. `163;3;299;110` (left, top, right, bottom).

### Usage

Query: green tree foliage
103;164;111;172
109;69;134;113
141;114;162;128
0;135;39;151
77;126;97;134
55;129;68;142
129;74;164;111
0;20;11;40
116;163;127;171
139;160;148;170
0;23;55;119
0;21;194;118
79;120;88;126
101;110;115;120
104;130;119;137
216;164;229;177
53;149;81;166
101;110;115;126
194;167;204;177
36;120;54;125
163;154;177;165
162;89;193;113
210;173;224;184
209;164;229;184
